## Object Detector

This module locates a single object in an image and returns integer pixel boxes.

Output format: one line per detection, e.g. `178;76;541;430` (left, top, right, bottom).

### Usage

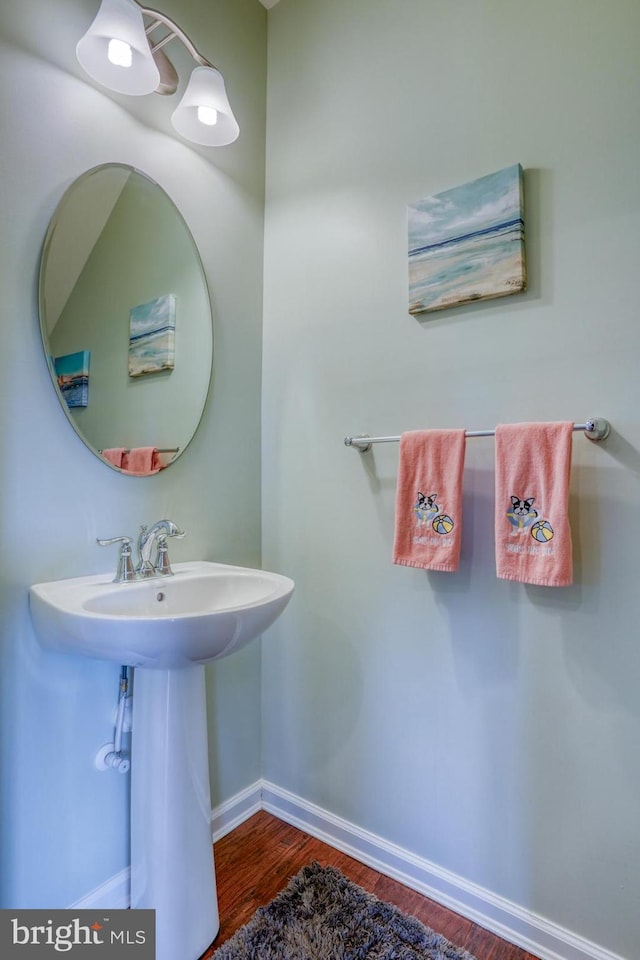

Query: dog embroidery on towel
414;492;439;525
507;495;554;543
414;491;455;536
507;496;538;534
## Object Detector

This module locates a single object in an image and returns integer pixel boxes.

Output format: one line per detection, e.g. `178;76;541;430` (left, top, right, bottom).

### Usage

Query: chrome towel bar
344;418;611;452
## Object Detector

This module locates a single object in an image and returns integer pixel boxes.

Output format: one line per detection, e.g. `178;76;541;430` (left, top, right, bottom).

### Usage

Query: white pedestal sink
29;561;294;960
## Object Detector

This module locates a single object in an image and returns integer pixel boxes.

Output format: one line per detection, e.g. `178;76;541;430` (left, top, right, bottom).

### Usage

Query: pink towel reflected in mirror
102;448;127;468
122;447;162;476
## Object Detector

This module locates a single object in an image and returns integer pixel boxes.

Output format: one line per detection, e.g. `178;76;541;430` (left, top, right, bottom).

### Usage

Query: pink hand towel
102;448;127;468
393;429;466;572
122;447;162;476
495;421;573;587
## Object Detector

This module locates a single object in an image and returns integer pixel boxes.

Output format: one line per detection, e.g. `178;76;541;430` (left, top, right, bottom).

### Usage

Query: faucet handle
154;535;173;576
97;536;132;547
153;525;185;575
96;536;135;583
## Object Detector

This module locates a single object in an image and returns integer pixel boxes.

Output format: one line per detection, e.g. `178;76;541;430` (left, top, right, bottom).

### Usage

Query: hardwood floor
203;810;541;960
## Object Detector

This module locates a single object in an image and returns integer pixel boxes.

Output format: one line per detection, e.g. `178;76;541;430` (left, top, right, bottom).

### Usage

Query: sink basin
29;560;294;669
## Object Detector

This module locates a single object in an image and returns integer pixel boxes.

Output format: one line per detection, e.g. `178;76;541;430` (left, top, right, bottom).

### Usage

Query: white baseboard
70;780;627;960
210;780;263;842
69;868;130;910
260;780;628;960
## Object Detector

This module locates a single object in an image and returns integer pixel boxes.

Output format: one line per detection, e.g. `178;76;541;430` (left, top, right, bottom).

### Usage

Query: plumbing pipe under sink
96;666;132;773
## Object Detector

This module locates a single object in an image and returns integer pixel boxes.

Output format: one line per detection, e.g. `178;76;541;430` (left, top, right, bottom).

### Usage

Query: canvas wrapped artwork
408;164;526;315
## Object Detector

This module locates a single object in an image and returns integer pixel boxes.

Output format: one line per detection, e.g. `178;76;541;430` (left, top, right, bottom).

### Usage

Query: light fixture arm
140;5;216;71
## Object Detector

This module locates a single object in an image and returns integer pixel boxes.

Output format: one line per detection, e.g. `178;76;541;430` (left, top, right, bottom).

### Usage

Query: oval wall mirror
39;163;213;475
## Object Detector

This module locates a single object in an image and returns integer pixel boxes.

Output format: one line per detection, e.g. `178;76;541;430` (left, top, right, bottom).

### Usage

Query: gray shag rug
212;862;477;960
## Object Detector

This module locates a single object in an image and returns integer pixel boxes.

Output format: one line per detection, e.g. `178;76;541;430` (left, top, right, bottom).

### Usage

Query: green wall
0;0;267;908
261;2;640;957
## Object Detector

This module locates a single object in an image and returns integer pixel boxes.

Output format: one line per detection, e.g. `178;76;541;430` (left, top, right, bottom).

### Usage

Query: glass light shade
171;67;239;146
76;0;160;96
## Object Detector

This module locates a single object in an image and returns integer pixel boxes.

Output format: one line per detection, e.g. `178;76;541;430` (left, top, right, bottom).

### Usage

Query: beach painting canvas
54;350;90;408
129;294;176;378
408;164;526;315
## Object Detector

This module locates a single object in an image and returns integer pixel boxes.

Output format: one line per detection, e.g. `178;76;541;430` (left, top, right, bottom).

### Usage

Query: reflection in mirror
39;164;213;475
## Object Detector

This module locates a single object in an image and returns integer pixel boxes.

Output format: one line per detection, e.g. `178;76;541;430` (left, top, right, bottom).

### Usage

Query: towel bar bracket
344;434;371;452
344;418;611;451
584;418;610;441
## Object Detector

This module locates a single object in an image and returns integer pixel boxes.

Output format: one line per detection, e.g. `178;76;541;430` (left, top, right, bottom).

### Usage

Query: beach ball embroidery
432;514;454;535
531;519;554;542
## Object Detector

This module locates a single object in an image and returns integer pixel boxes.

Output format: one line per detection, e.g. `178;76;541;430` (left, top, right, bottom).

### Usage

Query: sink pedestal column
131;665;219;960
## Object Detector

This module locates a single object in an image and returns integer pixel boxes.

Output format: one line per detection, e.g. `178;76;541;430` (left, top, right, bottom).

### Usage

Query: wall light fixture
76;0;239;146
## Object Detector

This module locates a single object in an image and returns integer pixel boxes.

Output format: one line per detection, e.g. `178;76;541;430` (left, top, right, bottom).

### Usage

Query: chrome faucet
136;520;185;578
98;520;185;582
